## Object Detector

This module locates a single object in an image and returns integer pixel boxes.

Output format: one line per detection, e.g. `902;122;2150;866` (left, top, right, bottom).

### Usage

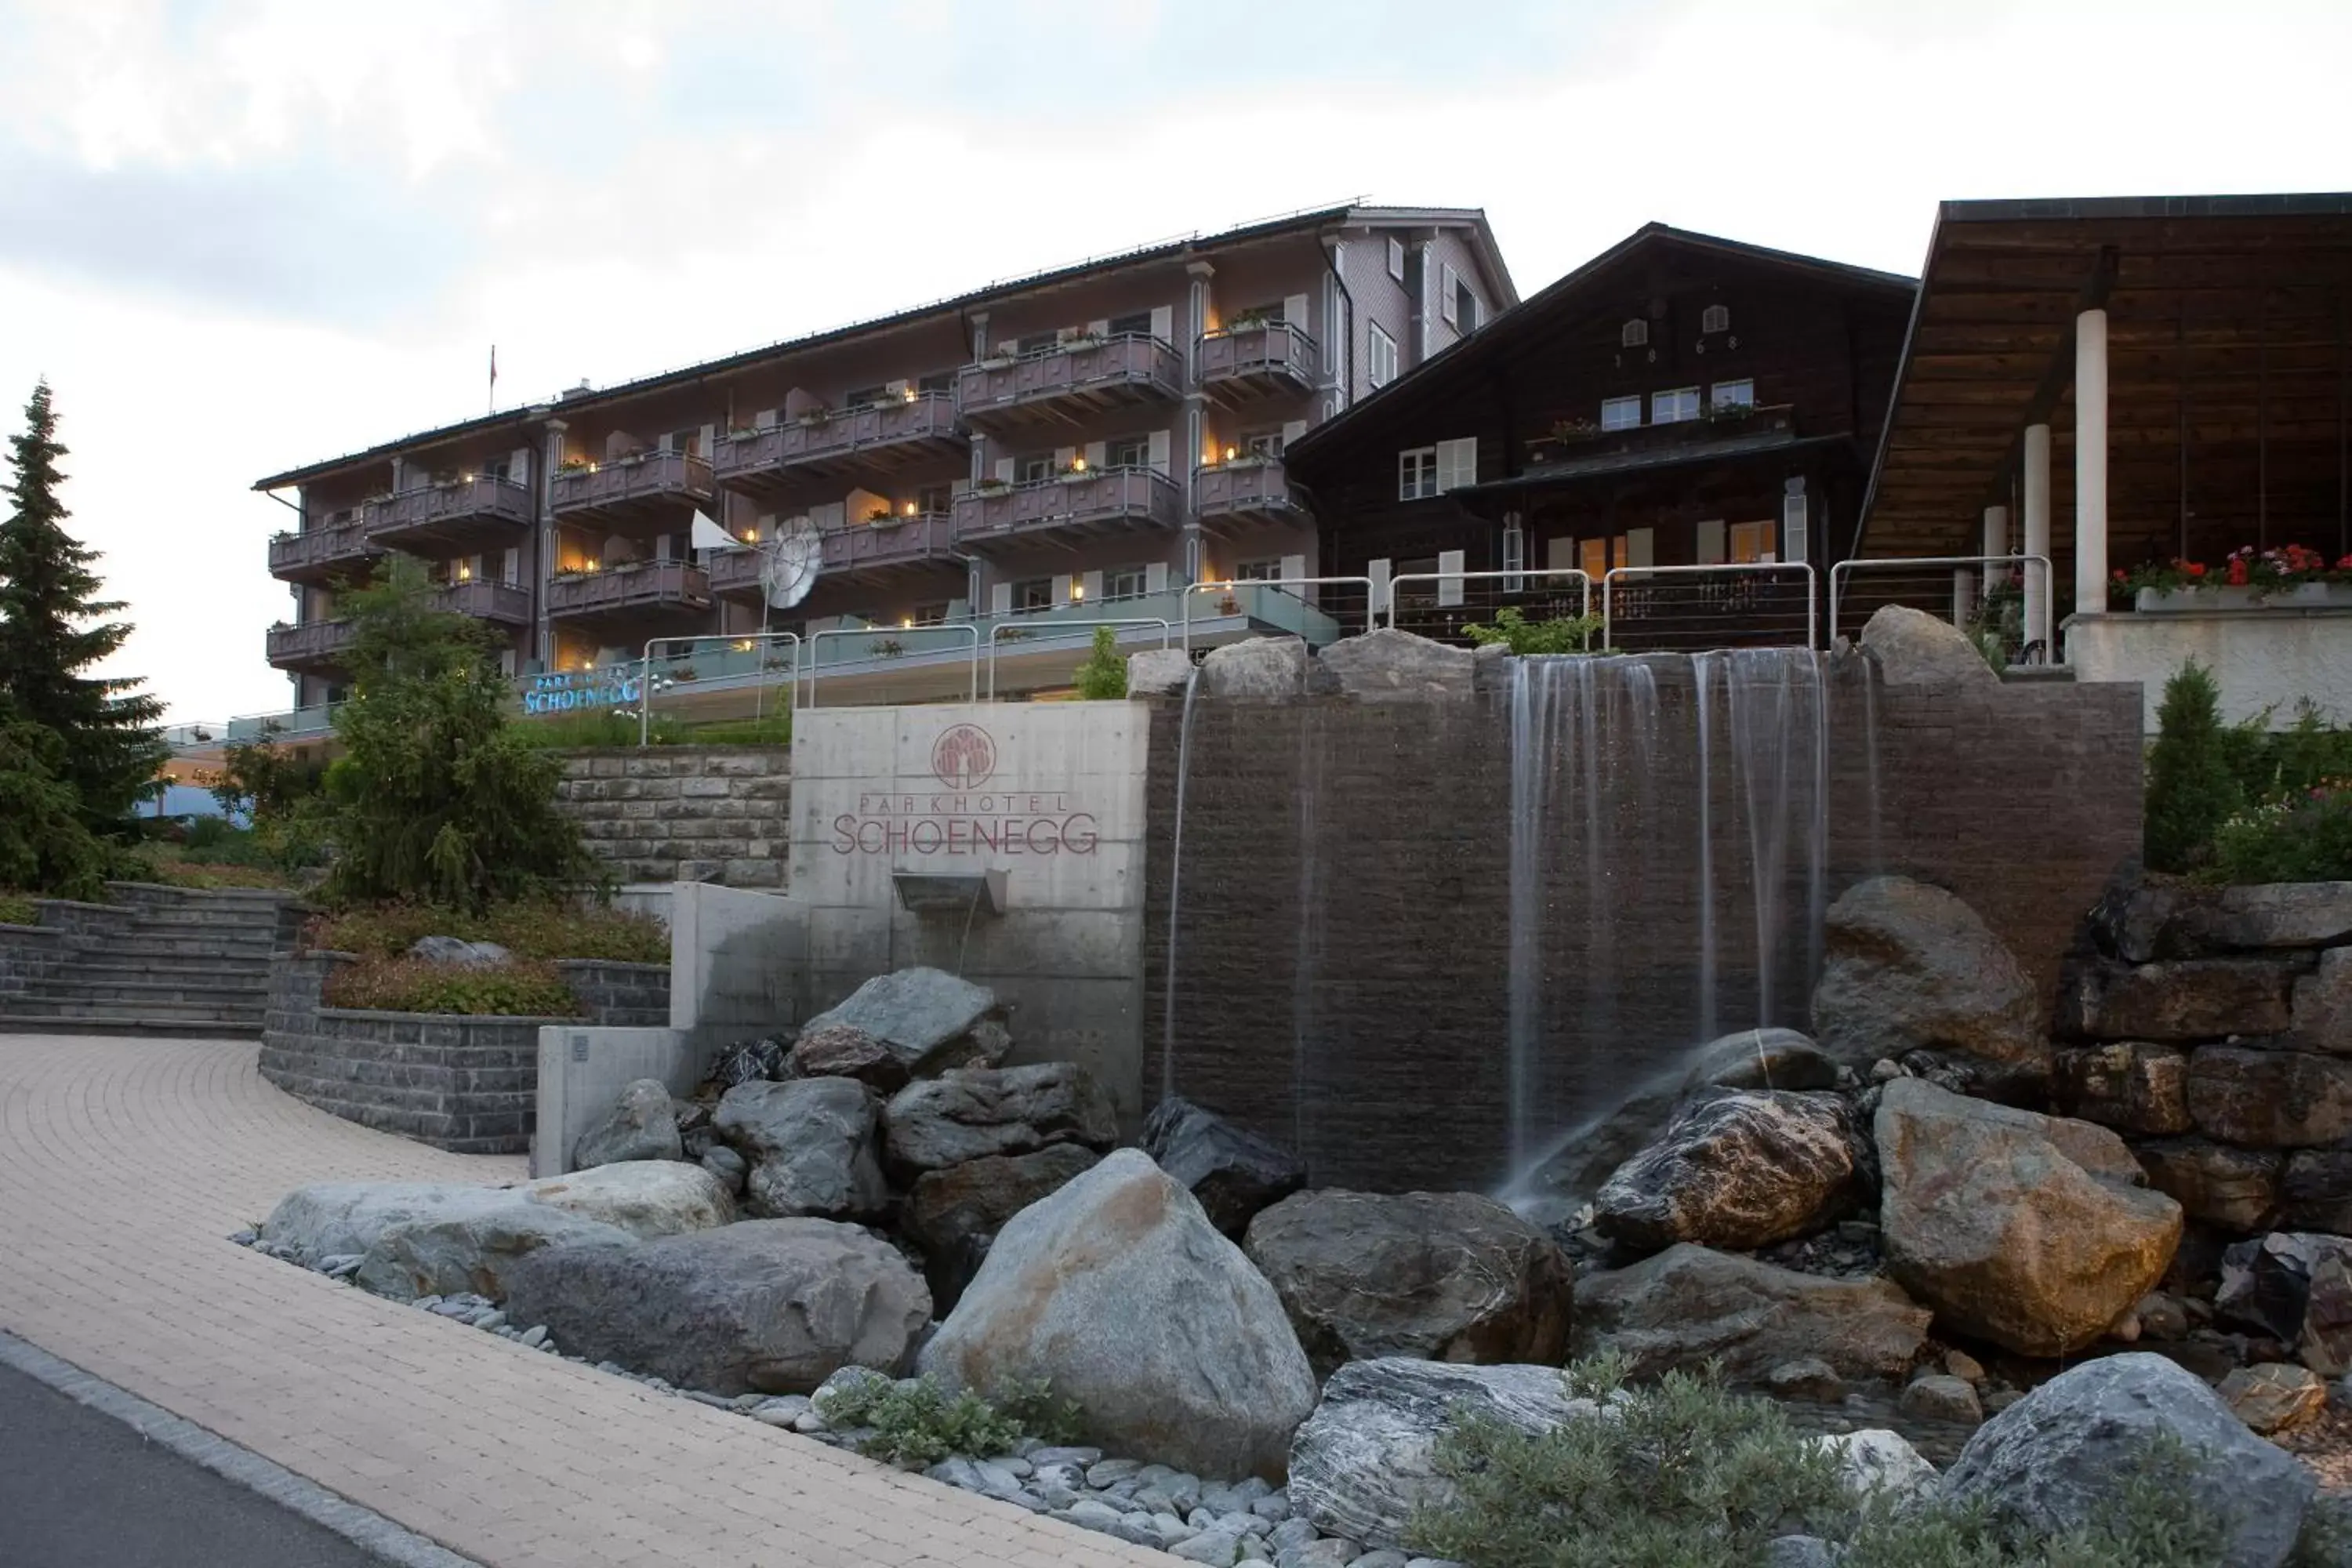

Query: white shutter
1368;557;1392;615
1084;441;1109;469
655;432;673;452
1280;419;1308;449
1054;445;1077;472
1282;293;1308;328
1082;571;1105;604
511;446;532;478
655;533;673;561
1087;318;1110;337
1547;535;1578;570
498;648;517;677
1783;491;1810;564
947;597;970;619
1147;430;1171;475
1145;561;1169;594
989;583;1012;615
753;408;777;430
809;501;844;529
1628;528;1656;569
1437;549;1466;607
995;458;1016;485
698;423;715;456
1279;553;1305;583
502;546;521;584
884;379;909;397
1697;520;1727;566
1501;521;1525;592
1054;575;1075;607
1435;437;1478;493
1440;264;1460;325
1149;306;1173;341
949;478;971;497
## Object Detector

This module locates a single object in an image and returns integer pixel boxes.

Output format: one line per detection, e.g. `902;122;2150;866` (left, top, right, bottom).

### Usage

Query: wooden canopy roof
1861;194;2352;573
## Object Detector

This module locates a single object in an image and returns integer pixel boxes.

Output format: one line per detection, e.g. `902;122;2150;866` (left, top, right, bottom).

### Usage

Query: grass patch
322;955;583;1017
303;899;666;963
815;1374;1081;1468
0;892;38;925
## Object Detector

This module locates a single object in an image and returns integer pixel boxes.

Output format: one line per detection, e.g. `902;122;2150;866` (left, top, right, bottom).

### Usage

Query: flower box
2136;582;2352;612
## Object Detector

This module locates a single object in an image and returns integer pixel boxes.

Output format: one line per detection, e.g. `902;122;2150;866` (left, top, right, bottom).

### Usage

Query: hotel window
1711;379;1755;411
1017;452;1057;484
1240;299;1285;325
1399;446;1440;501
917;372;956;395
1108;435;1151;469
1367;325;1399;389
1107;310;1154;337
1387;238;1406;281
1243;428;1285;459
1729;520;1777;564
1600;395;1642;431
1105;567;1149;601
1621;318;1650;348
665;428;702;458
1653;387;1701;424
1234;558;1284;582
916;482;954;515
1701;303;1731;334
1011;577;1054;612
1016;331;1062;354
844;384;888;408
910;602;950;626
481;458;510;482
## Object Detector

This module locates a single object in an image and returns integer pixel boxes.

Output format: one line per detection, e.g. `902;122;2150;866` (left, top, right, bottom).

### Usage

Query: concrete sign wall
790;702;1149;1115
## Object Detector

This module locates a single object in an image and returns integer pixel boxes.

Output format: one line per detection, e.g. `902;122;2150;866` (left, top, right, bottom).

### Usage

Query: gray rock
921;1149;1316;1482
751;1395;812;1427
1276;1543;1356;1568
883;1063;1119;1174
1594;1090;1867;1253
1763;1537;1841;1568
1087;1457;1142;1487
1899;1373;1983;1425
2216;1232;2352;1348
785;1022;910;1092
800;967;1007;1077
1063;1498;1126;1532
350;1190;635;1302
2291;949;2352;1055
709;1035;787;1091
1143;1097;1308;1237
714;1077;889;1220
261;1181;495;1267
407;935;512;967
1812;877;2047;1087
1128;648;1196;697
1314;628;1474;701
2187;883;2352;953
1877;1079;2180;1357
1572;1244;1929;1385
1765;1358;1845;1401
1243;1190;1572;1377
1860;604;1998;688
1202;635;1333;699
1345;1553;1411;1568
1944;1352;2314;1568
1813;1428;1936;1501
502;1218;930;1396
2281;1147;2352;1232
1172;1530;1246;1566
1686;1028;1838;1092
699;1145;748;1195
572;1079;683;1169
2060;957;2299;1044
1287;1359;1594;1551
1268;1517;1319;1552
902;1143;1102;1309
2187;1046;2352;1149
520;1160;735;1239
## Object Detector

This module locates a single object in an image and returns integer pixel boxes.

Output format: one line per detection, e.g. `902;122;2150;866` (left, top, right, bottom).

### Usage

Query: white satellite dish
759;516;822;610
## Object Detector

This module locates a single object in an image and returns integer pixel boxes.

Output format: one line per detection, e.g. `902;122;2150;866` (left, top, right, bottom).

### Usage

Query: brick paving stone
0;1034;1169;1568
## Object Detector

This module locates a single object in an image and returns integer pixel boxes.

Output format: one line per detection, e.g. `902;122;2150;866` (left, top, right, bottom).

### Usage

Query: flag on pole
488;344;498;412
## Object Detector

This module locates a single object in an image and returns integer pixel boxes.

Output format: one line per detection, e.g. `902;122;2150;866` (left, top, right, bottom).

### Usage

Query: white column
1982;505;2009;586
2023;423;2052;654
2074;308;2110;627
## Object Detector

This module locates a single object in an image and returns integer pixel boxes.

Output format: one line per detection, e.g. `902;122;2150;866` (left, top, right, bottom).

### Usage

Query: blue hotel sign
522;668;641;715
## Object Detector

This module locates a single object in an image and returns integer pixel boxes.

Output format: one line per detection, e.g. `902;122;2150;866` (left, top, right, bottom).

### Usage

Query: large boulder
1686;1027;1838;1092
1126;647;1195;698
1875;1080;2181;1356
571;1078;682;1170
2291;949;2352;1054
1315;627;1474;701
1200;635;1335;699
1287;1358;1593;1552
901;1143;1102;1308
2187;1046;2352;1148
784;1022;909;1092
799;968;1009;1079
1572;1244;1930;1385
520;1160;735;1240
1142;1097;1307;1237
1593;1090;1866;1253
1942;1352;2314;1568
350;1189;635;1301
260;1181;488;1266
503;1219;931;1396
1811;877;2047;1086
919;1149;1316;1482
713;1077;888;1221
2058;957;2299;1042
882;1062;1118;1174
1243;1190;1572;1377
2184;883;2352;953
1860;604;1999;687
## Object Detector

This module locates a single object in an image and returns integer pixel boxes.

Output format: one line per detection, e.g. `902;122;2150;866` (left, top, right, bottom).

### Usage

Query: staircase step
0;1011;262;1038
17;978;268;1006
57;956;270;980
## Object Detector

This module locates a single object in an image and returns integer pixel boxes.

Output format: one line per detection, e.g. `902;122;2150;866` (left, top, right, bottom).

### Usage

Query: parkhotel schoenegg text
829;792;1101;857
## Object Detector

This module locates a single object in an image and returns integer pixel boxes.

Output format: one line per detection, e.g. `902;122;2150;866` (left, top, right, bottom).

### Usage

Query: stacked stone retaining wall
552;746;791;888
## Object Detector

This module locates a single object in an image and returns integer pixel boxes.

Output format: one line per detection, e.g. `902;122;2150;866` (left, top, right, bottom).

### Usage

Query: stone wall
0;921;64;1001
260;952;673;1154
552;746;792;888
1142;658;2147;1192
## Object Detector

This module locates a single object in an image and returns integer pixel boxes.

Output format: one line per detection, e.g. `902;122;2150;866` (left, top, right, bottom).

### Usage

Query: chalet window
1367;325;1399;389
1011;577;1054;612
1108;436;1151;469
1730;520;1777;564
1457;278;1480;331
1107;310;1154;337
1234;558;1284;582
1435;437;1479;492
1388;238;1406;281
665;429;702;458
1621;318;1650;348
1653;387;1701;424
1399;447;1440;500
1601;395;1642;431
482;458;511;482
1017;452;1057;484
1105;567;1149;601
1711;379;1755;411
1702;303;1731;335
1502;516;1526;593
1782;481;1810;565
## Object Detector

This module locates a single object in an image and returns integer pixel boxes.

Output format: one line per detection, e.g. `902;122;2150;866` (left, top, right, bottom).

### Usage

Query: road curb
0;1329;484;1568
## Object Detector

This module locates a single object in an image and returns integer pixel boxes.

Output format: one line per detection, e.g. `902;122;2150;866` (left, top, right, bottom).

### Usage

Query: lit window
1621;318;1650;348
1233;558;1284;582
1701;303;1730;335
1367;325;1399;389
1730;521;1777;564
1243;429;1284;459
1653;387;1700;424
1012;577;1054;612
1105;567;1149;601
1601;396;1642;431
1711;379;1755;411
1399;446;1439;501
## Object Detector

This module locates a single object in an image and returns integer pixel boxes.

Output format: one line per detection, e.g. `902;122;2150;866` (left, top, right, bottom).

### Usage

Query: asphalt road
0;1359;398;1568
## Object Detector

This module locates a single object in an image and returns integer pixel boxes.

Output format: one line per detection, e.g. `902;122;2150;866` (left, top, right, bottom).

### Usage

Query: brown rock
786;1022;908;1091
1900;1373;1984;1426
2136;1290;2190;1341
2218;1362;2327;1435
2302;1253;2352;1377
1572;1243;1931;1385
2059;958;2298;1043
2183;883;2352;953
2084;869;2209;964
2280;1147;2352;1232
2136;1138;2283;1231
1593;1090;1867;1253
2187;1047;2352;1148
901;1144;1102;1309
1811;877;2048;1085
2290;949;2352;1055
2053;1042;2192;1135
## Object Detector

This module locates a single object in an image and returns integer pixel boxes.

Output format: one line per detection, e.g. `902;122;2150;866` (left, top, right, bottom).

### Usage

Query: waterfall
1504;659;1557;1178
1290;706;1324;1161
1159;665;1202;1102
1693;652;1718;1047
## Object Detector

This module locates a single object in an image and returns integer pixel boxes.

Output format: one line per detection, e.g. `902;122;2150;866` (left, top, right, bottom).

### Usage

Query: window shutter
1082;570;1104;603
1282;293;1308;328
990;583;1012;615
502;546;521;583
511;446;532;477
1084;441;1108;469
1546;535;1577;571
1149;306;1173;341
1147;430;1171;475
1502;520;1525;592
1436;437;1478;492
947;597;970;620
753;408;777;430
1388;238;1406;280
755;513;776;542
1437;549;1466;607
1054;445;1077;472
1782;488;1809;565
498;648;517;677
1087;318;1110;337
698;423;715;455
1145;561;1169;594
1628;528;1655;569
1697;520;1727;566
810;501;844;529
1440;264;1460;325
1280;553;1306;584
654;533;673;561
1368;557;1392;616
1281;419;1308;448
949;479;970;498
1054;575;1076;607
995;458;1016;485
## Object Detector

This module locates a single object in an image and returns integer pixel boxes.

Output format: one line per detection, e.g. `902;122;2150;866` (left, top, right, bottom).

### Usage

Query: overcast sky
4;0;2347;724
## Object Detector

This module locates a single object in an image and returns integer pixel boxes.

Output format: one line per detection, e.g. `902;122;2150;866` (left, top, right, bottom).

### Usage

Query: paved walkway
0;1034;1163;1568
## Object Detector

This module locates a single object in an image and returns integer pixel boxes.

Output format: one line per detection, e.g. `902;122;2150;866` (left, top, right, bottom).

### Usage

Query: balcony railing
956;335;1185;427
1197;321;1319;403
364;476;533;550
431;579;533;626
264;619;354;670
710;514;960;601
545;560;713;621
950;468;1183;544
1525;403;1798;468
268;520;380;582
550;450;715;524
1192;458;1303;532
712;394;964;495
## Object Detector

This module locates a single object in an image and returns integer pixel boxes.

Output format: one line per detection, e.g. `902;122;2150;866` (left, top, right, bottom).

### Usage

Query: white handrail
1828;554;2055;655
637;630;801;746
1180;575;1375;651
1381;567;1593;628
802;622;981;709
1601;561;1819;651
985;616;1172;699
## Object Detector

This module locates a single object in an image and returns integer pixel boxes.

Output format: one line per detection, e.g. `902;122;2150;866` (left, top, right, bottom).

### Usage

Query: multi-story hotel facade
256;205;1513;712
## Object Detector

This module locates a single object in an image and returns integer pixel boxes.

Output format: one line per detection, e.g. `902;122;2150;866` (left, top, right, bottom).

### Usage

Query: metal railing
1181;576;1376;651
803;622;981;708
1601;562;1818;653
1829;554;2056;664
1381;568;1594;642
639;631;802;746
985;617;1172;699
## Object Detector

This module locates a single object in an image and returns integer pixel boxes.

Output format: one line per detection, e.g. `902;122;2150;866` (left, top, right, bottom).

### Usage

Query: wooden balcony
956;335;1184;432
1192;459;1304;537
1197;321;1319;405
431;579;532;627
264;619;354;673
365;476;534;553
267;521;380;584
545;561;713;627
712;394;965;501
549;451;715;529
950;468;1182;546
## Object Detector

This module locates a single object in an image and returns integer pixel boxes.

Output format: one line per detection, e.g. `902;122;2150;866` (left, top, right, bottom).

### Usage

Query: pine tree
0;382;167;837
2144;660;2244;873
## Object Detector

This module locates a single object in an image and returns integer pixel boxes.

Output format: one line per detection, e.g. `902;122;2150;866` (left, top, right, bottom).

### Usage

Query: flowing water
1160;665;1202;1102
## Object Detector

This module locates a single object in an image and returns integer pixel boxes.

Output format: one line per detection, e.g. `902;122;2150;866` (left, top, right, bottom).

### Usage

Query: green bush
2144;662;2245;873
2210;786;2352;885
321;955;582;1017
1073;626;1129;700
815;1374;1080;1468
304;900;666;963
0;713;110;901
0;892;37;924
1462;604;1603;655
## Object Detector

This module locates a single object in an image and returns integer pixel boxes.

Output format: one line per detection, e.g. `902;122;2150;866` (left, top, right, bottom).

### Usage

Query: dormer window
1621;318;1650;348
1701;303;1731;335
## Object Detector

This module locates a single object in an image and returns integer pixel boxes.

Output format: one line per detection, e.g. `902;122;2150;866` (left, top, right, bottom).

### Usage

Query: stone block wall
555;960;670;1028
552;746;791;888
2056;878;2352;1236
0;922;64;1001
